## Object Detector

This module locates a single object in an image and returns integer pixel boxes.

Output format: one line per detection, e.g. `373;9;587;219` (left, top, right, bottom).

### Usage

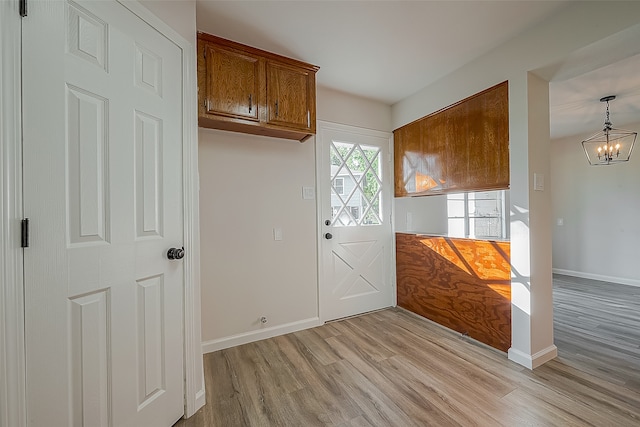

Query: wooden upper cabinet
394;81;509;197
203;44;260;121
394;120;423;197
266;61;315;133
197;32;319;142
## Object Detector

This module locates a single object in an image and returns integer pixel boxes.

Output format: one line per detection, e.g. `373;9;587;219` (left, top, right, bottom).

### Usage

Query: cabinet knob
275;100;279;117
249;94;252;113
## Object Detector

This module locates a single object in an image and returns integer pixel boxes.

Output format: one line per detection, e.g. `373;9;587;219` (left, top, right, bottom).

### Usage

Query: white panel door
22;1;184;426
318;122;394;321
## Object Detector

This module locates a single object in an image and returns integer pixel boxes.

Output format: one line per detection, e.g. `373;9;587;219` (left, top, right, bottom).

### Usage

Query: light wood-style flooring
176;274;640;426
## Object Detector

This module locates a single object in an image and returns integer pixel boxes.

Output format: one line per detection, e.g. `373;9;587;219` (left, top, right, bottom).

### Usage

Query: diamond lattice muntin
330;141;382;227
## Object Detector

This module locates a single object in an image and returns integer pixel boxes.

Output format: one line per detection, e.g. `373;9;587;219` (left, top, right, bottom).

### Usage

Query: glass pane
333;177;344;195
471;217;502;238
362;145;380;163
471;192;502;218
447;190;505;238
331;140;383;227
448;218;465;237
363;199;381;225
350;145;368;174
447;199;465;217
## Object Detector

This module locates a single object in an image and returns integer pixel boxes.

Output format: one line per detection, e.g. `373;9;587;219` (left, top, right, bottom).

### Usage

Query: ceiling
549;53;640;140
196;1;640;139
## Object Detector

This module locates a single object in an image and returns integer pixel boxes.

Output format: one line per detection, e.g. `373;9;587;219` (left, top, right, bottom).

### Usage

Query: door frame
315;120;397;323
0;2;204;426
0;2;26;426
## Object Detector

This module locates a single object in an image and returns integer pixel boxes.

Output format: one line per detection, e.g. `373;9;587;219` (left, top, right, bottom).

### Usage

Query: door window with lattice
330;141;382;226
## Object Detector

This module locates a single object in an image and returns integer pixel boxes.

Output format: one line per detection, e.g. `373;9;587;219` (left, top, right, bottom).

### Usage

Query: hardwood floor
176;274;640;426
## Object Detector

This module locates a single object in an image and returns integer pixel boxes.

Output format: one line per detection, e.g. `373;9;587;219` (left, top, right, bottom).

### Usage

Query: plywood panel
395;232;511;351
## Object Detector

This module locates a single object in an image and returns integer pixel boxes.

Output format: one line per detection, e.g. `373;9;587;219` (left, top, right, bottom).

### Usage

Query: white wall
317;85;392;132
391;1;640;368
393;196;447;235
551;120;640;287
199;129;319;348
199;89;392;351
140;0;196;45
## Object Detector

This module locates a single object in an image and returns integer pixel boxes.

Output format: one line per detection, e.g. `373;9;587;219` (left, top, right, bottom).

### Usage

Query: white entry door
22;1;184;426
318;121;394;321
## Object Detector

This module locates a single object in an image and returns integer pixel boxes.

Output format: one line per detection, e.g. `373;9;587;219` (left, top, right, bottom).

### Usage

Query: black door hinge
21;218;29;248
19;0;27;17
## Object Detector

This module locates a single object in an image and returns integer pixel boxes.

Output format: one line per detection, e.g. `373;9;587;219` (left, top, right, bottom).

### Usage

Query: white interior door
23;1;184;426
318;121;394;322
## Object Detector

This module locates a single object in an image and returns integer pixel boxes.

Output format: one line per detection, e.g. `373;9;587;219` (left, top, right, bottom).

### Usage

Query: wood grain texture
197;32;319;142
266;61;316;133
393;120;423;197
175;279;640;426
394;81;509;196
395;232;511;351
204;44;260;121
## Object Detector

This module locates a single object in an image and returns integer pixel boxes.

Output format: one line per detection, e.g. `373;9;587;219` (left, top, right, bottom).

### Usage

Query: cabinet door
466;84;509;189
204;43;260;121
394;121;422;197
266;61;315;132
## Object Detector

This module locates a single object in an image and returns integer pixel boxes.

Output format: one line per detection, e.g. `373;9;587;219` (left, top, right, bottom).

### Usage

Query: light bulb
616;143;621;150
597;147;602;153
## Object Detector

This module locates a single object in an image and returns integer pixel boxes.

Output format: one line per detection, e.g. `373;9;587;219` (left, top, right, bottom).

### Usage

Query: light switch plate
534;173;544;191
302;186;315;200
273;228;283;241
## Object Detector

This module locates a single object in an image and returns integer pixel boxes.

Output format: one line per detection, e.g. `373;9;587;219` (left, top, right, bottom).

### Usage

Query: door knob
324;233;333;240
167;247;185;260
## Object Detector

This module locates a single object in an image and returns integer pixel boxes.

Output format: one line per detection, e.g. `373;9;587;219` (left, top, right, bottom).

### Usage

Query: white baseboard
553;268;640;288
508;344;558;370
201;317;323;354
195;387;205;411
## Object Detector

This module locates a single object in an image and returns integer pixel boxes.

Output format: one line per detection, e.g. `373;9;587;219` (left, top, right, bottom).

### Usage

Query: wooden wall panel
395;232;511;352
394;81;509;196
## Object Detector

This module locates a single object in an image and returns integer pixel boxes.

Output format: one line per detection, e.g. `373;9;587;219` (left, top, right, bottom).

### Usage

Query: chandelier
582;96;636;165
